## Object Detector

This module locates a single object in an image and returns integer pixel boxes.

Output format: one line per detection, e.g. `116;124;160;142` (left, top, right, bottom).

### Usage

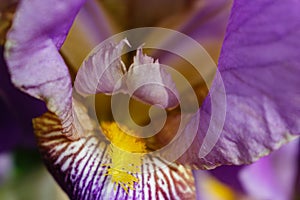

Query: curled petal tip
75;39;179;108
121;38;131;48
74;39;129;95
126;48;179;108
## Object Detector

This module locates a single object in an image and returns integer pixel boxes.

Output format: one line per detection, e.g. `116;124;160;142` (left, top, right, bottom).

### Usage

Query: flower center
101;122;147;193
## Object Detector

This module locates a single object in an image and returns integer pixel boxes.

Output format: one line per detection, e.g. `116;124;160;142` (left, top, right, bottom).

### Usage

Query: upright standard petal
61;0;114;70
178;0;300;168
4;0;86;139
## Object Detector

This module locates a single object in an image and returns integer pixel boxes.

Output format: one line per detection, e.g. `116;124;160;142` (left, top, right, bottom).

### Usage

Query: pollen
101;122;147;193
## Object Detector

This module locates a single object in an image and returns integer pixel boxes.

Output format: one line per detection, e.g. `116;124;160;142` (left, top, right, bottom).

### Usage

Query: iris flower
2;0;300;199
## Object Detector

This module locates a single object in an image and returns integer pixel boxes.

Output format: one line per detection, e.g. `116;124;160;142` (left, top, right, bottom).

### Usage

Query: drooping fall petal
33;101;196;200
4;0;86;139
178;0;300;168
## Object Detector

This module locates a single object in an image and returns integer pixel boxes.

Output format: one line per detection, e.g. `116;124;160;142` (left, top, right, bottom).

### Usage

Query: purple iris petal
60;0;114;69
158;0;232;60
239;139;299;200
179;0;300;168
0;46;46;152
75;39;129;95
194;139;299;199
4;0;86;139
179;0;232;41
126;48;179;108
75;41;179;108
5;0;300;198
33;104;196;199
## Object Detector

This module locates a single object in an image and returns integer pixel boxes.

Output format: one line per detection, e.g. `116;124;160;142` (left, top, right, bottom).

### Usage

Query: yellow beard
101;122;147;193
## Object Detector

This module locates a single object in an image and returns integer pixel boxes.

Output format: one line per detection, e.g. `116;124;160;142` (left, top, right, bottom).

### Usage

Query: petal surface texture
75;41;179;108
126;48;179;108
33;101;196;200
239;139;300;200
179;0;300;168
4;0;86;139
74;39;129;95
